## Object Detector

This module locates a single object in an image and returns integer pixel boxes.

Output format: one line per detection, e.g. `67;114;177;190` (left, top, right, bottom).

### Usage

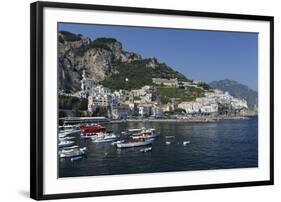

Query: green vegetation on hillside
197;82;213;91
101;60;188;91
101;61;153;90
94;37;117;44
92;106;108;117
59;95;87;110
157;86;204;104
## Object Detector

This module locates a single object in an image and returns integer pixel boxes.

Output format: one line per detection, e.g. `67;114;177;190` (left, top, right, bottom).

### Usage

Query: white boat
116;138;154;148
128;128;143;133
132;133;158;140
59;146;86;154
59;129;81;138
59;146;87;158
166;141;171;145
92;132;117;143
59;149;86;158
58;140;75;148
140;147;152;153
131;128;159;139
183;141;191;146
111;140;125;146
59;136;76;141
59;145;79;154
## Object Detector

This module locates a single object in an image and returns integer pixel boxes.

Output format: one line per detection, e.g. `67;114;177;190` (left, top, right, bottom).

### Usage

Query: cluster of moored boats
58;125;86;160
80;124;158;149
58;123;191;160
58;123;159;160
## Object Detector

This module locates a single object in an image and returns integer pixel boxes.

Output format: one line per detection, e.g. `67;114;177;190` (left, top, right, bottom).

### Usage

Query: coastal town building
81;71;248;118
139;105;151;117
151;106;164;117
178;89;248;114
161;103;175;112
152;78;179;87
111;105;130;119
179;81;204;90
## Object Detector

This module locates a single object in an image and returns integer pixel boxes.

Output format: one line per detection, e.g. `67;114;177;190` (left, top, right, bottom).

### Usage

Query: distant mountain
58;30;189;92
209;79;258;109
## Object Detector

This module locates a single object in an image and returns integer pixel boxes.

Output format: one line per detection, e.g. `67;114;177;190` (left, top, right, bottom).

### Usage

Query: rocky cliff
58;30;187;92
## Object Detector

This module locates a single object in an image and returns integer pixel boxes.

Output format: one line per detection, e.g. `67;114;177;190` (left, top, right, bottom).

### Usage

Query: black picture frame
30;1;274;200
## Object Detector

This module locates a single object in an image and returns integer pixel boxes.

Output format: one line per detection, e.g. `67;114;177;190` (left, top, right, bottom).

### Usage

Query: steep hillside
58;30;189;92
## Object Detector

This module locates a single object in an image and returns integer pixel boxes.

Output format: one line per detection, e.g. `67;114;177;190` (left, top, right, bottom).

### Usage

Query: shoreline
109;116;253;124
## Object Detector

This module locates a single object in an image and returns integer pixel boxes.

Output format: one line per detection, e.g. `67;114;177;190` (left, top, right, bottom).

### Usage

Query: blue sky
58;23;258;91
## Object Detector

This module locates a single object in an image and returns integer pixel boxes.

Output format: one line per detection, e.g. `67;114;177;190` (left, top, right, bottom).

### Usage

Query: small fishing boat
58;140;75;148
60;150;86;158
59;147;87;158
59;129;82;138
166;141;171;145
131;128;159;140
140;147;152;153
132;133;158;140
183;141;191;146
127;128;143;133
59;146;86;154
80;124;106;139
92;132;117;143
116;138;154;148
59;136;76;141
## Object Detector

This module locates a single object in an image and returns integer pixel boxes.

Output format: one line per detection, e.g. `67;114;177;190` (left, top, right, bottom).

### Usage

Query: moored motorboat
59;129;82;138
58;140;75;148
183;141;191;146
127;128;143;133
131;128;159;140
59;146;87;158
116;138;154;148
59;149;86;158
59;146;87;154
92;132;117;143
59;136;76;141
80;124;106;139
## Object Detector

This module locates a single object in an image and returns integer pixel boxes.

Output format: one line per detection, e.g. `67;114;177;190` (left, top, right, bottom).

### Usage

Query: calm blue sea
59;117;258;177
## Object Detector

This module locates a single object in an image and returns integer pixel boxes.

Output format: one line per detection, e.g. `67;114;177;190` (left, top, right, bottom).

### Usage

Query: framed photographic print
30;1;274;200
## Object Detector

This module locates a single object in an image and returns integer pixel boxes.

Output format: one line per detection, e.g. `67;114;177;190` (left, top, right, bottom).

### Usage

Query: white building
152;78;179;87
151;106;163;117
200;103;219;113
178;89;247;114
231;98;248;110
138;105;152;117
